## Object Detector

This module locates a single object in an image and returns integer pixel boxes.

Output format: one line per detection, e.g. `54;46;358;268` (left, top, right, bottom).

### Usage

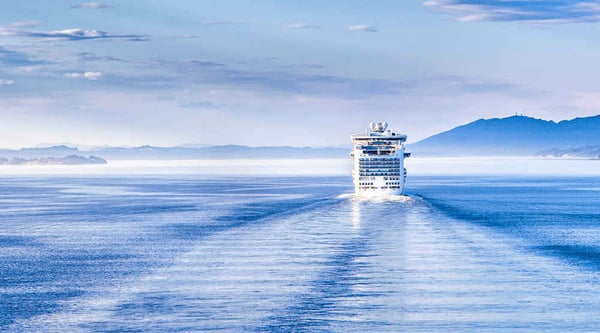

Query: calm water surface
1;176;600;332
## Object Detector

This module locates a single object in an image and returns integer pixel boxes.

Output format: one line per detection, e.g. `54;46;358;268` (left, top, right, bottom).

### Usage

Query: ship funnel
370;121;388;133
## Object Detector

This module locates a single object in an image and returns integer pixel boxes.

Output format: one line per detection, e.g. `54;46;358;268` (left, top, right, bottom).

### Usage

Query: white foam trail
337;192;412;203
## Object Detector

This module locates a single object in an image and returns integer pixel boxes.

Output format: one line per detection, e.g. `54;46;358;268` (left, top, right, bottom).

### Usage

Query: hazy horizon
3;1;600;148
0;113;598;150
0;157;599;176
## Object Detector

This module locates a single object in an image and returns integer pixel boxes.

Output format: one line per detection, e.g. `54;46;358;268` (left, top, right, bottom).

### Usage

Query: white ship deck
351;122;409;195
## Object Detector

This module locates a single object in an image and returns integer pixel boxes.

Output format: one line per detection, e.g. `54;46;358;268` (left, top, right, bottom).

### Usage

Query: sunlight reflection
351;199;361;231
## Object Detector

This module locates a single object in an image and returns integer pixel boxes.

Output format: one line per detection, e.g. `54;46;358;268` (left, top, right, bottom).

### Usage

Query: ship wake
337;192;412;202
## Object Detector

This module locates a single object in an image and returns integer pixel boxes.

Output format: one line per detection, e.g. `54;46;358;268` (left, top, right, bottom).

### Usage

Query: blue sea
2;175;600;332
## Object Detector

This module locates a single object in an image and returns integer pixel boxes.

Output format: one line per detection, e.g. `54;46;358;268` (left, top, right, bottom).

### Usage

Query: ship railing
358;157;402;161
362;146;397;150
359;162;401;165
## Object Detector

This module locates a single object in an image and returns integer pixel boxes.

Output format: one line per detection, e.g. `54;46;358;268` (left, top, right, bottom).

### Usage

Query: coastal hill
0;145;106;165
409;115;600;157
0;145;80;159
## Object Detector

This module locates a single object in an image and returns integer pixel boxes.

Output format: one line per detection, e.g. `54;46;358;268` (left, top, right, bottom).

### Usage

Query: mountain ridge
409;114;600;156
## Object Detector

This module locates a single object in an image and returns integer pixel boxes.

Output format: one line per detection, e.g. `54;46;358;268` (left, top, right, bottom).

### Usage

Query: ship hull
354;187;404;197
353;174;406;196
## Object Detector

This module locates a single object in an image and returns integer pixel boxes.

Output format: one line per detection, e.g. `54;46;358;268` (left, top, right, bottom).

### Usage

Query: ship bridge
351;122;407;156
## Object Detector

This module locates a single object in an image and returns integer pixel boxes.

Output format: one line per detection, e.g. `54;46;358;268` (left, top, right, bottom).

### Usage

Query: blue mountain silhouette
410;115;600;156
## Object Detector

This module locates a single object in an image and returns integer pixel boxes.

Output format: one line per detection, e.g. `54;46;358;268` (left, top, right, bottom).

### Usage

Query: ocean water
1;175;600;332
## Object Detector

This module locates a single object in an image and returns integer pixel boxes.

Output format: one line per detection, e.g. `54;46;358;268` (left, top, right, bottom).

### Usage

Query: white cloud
348;24;378;32
0;24;145;41
33;29;101;38
65;73;82;79
286;23;322;30
65;72;103;80
56;29;107;38
0;79;15;86
84;72;102;80
70;2;113;9
26;28;146;41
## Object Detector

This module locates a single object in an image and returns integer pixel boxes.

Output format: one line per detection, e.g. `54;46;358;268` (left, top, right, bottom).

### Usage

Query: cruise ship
351;122;410;195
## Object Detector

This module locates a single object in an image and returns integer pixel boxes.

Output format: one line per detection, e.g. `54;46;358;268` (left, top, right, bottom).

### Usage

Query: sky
1;0;600;148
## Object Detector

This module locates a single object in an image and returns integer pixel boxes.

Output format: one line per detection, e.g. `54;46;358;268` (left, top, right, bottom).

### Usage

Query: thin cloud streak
424;0;600;23
78;52;123;62
174;35;201;39
0;46;49;66
0;22;146;41
65;72;103;80
0;79;16;86
70;2;113;9
25;29;147;41
136;58;537;100
286;23;322;29
199;20;249;26
348;24;378;32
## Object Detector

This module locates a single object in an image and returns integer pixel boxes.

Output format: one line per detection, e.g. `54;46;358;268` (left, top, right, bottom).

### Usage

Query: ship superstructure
351;122;410;195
